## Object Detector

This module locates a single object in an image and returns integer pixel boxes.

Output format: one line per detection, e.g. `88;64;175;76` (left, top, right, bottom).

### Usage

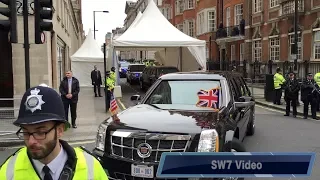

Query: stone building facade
0;0;84;114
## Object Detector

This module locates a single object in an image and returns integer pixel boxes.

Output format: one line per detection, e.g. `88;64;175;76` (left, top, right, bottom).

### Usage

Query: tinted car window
145;80;221;109
157;68;179;75
129;65;146;72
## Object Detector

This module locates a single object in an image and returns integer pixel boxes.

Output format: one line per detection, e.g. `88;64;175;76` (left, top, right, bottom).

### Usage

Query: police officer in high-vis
314;71;320;110
110;67;116;83
273;67;286;105
0;85;108;180
105;71;115;109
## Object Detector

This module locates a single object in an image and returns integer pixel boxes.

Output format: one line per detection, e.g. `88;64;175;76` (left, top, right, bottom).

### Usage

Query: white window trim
288;33;302;60
270;0;279;8
240;43;244;62
186;0;195;10
252;40;262;62
313;30;320;60
269;37;280;61
231;45;236;61
234;4;243;26
253;0;262;14
196;7;216;36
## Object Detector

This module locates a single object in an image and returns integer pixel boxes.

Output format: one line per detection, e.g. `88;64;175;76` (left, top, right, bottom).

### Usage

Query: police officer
301;73;319;120
273;67;286;105
105;71;115;109
110;67;116;83
314;71;320;110
284;72;300;117
0;85;108;180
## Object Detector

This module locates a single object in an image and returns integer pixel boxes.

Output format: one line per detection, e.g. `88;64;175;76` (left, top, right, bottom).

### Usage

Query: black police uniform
301;74;320;119
284;74;300;117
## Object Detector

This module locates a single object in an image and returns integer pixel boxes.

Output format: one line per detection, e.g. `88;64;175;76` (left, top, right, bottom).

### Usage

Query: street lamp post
93;10;109;39
293;0;298;71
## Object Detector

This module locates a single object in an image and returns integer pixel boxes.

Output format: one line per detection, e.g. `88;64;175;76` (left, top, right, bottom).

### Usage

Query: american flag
196;88;220;110
110;94;119;115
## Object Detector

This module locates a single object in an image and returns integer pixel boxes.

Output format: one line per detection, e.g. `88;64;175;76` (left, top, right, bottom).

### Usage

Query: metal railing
216;25;245;39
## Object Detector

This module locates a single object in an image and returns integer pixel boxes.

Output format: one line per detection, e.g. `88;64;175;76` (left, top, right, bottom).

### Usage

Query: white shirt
32;145;68;180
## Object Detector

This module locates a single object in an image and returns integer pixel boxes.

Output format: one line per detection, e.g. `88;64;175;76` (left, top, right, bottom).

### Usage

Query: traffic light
34;0;53;44
0;0;17;43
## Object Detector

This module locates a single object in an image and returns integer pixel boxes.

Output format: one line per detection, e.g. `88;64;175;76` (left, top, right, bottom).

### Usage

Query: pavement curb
256;100;320;118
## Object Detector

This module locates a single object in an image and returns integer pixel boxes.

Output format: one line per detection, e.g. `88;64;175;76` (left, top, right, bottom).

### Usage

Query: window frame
234;4;243;26
252;40;262;62
288;32;302;60
270;0;279;8
253;0;262;13
269;37;280;61
313;31;320;59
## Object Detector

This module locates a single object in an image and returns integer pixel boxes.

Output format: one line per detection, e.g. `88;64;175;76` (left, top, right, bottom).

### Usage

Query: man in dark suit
91;65;102;97
59;70;80;128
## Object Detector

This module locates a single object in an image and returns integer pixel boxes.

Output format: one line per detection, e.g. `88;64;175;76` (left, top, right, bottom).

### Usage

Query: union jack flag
109;93;119;115
196;88;220;110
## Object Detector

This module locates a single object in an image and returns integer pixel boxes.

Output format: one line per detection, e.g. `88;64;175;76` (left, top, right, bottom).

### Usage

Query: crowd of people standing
273;67;320;120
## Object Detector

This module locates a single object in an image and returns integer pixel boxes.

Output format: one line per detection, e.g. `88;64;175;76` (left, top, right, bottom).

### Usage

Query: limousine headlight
96;123;107;151
197;129;219;152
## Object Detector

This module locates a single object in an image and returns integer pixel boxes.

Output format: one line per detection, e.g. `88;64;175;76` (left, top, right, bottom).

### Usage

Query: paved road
124;81;320;179
1;80;319;179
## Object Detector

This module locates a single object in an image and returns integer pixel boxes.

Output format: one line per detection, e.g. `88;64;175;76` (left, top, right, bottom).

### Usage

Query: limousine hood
103;104;220;134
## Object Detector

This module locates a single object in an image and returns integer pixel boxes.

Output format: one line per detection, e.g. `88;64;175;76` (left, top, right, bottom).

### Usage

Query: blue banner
156;152;316;178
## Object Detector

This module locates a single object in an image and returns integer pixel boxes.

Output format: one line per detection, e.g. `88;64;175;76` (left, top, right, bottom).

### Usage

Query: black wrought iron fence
207;59;318;81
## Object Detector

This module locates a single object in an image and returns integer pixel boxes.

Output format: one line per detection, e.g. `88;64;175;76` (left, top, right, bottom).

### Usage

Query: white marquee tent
113;0;206;71
71;30;104;87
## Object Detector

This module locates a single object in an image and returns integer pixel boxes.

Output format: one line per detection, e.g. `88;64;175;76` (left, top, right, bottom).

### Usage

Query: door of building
0;30;13;109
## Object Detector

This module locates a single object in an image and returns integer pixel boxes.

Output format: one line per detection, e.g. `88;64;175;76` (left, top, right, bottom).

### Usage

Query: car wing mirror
234;101;255;108
130;95;141;101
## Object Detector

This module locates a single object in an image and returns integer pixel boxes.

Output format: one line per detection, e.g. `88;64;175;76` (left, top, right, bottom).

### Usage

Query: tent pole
179;47;182;71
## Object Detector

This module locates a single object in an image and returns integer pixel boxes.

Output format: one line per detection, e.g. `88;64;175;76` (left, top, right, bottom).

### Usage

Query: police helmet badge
25;88;45;113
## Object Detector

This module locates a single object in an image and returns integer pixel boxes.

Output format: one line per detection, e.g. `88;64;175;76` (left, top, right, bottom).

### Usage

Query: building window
270;0;279;8
179;0;184;13
253;40;262;61
269;37;280;61
240;43;244;62
231;45;235;61
253;0;262;13
208;9;216;32
177;24;183;32
289;33;302;60
314;31;320;59
188;20;194;37
226;7;231;27
197;12;205;35
187;0;194;9
234;4;243;26
281;0;303;15
206;46;209;60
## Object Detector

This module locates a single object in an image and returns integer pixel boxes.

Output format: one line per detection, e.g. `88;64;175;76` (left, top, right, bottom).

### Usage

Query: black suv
126;64;146;84
140;66;179;91
93;71;255;180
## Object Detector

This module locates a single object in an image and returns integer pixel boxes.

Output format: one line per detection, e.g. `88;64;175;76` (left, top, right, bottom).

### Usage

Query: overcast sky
81;0;136;45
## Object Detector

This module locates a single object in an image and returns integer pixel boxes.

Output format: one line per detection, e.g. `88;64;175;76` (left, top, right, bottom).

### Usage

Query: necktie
43;165;53;180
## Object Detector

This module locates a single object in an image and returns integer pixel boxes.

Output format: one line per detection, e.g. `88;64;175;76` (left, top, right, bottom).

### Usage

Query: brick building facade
122;0;320;77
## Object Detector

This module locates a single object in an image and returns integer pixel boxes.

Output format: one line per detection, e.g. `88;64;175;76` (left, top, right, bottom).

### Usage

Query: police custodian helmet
13;85;69;128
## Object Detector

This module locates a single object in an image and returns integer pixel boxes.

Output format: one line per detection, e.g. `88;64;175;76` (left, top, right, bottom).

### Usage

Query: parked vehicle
119;61;130;78
93;71;255;180
139;66;179;91
126;64;146;84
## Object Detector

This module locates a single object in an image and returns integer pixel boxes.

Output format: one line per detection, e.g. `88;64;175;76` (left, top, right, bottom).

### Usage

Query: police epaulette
0;147;24;168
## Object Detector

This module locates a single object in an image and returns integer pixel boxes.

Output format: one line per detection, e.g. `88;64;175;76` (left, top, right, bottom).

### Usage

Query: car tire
246;112;255;136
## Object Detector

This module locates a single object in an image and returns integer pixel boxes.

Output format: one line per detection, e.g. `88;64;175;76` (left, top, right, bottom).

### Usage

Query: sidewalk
0;87;112;147
251;86;320;119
